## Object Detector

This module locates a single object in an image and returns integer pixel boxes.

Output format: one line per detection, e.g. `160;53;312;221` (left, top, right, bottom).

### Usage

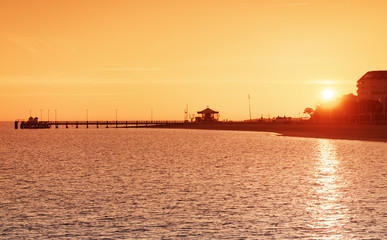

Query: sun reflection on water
307;139;349;239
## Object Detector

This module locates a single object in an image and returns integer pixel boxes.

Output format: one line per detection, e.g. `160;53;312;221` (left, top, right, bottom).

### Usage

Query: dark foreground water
0;122;386;239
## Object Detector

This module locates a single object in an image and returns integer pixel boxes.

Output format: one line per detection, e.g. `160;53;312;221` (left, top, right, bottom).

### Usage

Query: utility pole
48;110;50;122
151;108;153;121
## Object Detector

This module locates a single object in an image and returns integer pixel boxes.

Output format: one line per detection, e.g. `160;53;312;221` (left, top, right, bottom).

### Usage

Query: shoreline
5;120;386;142
156;122;387;142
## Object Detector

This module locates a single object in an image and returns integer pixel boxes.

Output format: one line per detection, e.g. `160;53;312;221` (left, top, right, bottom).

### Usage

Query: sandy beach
158;122;387;142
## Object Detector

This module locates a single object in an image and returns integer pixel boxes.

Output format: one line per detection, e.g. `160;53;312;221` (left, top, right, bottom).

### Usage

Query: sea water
0;122;386;239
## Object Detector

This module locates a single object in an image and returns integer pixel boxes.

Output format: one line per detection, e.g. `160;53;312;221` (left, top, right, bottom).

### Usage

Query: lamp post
55;109;57;128
248;94;252;121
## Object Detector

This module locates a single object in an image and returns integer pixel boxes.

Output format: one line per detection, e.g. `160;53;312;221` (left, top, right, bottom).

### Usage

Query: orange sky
1;0;387;121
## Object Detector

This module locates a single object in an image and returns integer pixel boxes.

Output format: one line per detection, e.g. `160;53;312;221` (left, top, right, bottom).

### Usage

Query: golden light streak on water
307;139;350;239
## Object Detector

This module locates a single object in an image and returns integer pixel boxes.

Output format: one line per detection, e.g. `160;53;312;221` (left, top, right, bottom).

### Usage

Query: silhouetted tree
303;107;314;118
304;93;384;122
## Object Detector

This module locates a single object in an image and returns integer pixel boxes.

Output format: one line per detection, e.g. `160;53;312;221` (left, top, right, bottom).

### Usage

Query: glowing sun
322;89;335;100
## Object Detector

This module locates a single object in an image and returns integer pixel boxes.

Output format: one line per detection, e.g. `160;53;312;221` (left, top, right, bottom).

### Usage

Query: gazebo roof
197;107;219;114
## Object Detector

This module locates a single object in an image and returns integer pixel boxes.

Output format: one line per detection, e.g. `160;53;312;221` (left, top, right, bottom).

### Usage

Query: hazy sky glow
1;0;387;121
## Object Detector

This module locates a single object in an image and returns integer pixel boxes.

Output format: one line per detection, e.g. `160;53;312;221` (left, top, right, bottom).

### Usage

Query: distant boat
20;117;51;129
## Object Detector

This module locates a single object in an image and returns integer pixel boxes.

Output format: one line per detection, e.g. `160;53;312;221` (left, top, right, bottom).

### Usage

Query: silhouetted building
357;71;387;120
357;71;387;101
196;107;219;122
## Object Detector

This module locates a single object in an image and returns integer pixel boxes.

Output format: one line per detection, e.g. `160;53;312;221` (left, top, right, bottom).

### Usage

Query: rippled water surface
0;122;386;239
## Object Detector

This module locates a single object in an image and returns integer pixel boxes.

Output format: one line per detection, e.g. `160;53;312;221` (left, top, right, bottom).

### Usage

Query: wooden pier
15;120;185;129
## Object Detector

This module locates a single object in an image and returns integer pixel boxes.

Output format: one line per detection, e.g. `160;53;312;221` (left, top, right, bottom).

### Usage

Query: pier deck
15;120;185;129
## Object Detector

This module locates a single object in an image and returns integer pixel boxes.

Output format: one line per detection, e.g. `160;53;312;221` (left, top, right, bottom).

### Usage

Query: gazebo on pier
196;107;219;122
